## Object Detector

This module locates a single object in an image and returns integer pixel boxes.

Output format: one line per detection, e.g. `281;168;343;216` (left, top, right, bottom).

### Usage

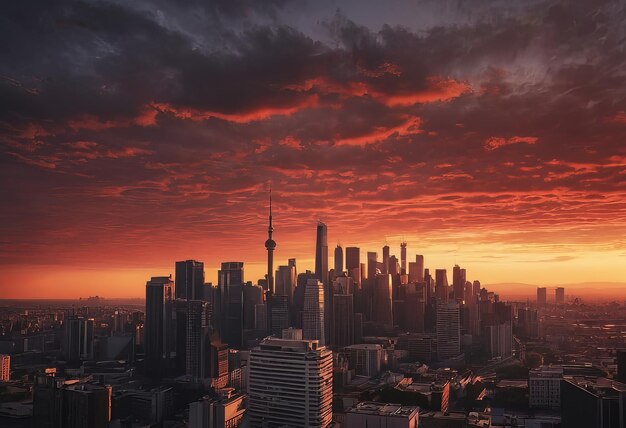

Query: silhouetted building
556;287;565;305
436;301;460;360
409;255;425;283
561;377;626;428
315;222;328;286
334;245;343;276
537;287;547;307
400;242;407;275
373;274;393;327
145;276;174;372
332;294;354;348
248;338;333;427
303;279;325;345
265;190;276;294
175;260;205;300
452;264;466;301
435;269;449;302
63;315;94;362
218;262;244;348
189;389;245;428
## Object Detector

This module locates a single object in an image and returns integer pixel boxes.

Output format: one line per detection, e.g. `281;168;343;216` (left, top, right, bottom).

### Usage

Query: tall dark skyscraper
452;264;466;301
346;247;360;272
315;222;328;286
265;190;276;294
175;260;204;300
400;241;407;275
218;262;244;348
63;315;94;362
382;245;390;275
435;269;449;302
334;244;343;275
145;276;174;372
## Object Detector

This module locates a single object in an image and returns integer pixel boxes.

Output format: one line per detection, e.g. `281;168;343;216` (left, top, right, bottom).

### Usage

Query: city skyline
2;0;626;299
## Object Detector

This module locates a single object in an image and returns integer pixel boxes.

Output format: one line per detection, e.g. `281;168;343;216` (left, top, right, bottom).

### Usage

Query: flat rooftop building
346;402;419;428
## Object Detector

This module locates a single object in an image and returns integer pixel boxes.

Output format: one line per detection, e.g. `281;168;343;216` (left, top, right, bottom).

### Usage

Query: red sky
1;1;625;298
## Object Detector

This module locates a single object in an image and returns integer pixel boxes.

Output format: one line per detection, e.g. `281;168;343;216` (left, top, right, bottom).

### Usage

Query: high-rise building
248;338;333;427
332;294;354;348
435;269;449;302
408;255;425;283
269;294;289;336
185;300;211;380
334;245;343;276
63;315;94;362
486;322;512;358
452;265;465;301
145;276;174;372
303;279;325;345
555;287;565;305
537;287;547;307
436;301;460;360
346;247;360;272
400;242;407;275
242;282;264;331
561;376;626;428
264;190;276;294
175;260;205;300
275;264;296;302
382;245;390;275
0;354;9;381
373;274;393;327
315;222;328;286
208;333;229;388
367;252;378;279
218;262;244;348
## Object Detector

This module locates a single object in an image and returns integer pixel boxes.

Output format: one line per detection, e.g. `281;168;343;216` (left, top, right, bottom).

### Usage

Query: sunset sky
1;0;625;299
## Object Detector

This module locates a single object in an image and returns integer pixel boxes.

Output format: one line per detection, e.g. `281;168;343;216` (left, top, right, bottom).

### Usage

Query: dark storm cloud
0;0;625;271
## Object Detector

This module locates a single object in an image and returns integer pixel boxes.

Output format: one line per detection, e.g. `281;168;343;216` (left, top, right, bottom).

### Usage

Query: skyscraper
452;264;465;301
345;247;360;272
218;262;244;348
334;244;343;276
248;338;333;427
303;279;325;345
373;274;393;327
185;300;211;380
408;255;424;283
435;269;449;302
382;245;390;275
264;190;276;294
367;251;378;279
436;301;460;360
537;287;547;307
332;293;354;348
145;276;174;372
275;264;296;302
555;287;565;305
315;222;328;286
175;260;204;300
63;315;94;362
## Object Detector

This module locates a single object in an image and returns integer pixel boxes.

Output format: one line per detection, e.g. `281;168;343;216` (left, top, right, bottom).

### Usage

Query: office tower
373;274;393;327
617;351;626;383
486;323;512;358
436;301;460;360
184;300;211;380
303;279;325;345
254;304;267;332
555;287;565;305
367;252;378;279
382;245;390;275
346;247;360;272
292;271;316;328
0;354;9;381
345;344;383;377
63;315;94;362
389;255;399;276
265;190;276;294
315;222;328;286
145;276;174;372
537;287;547;307
346;402;419;428
473;280;481;297
405;292;425;333
332;294;354;348
400;242;407;275
218;262;244;348
175;260;205;300
275;264;296;302
248;338;333;428
269;294;289;336
452;265;465;301
243;282;264;331
189;389;246;428
334;245;343;276
435;269;449;302
208;333;229;388
517;307;539;339
396;333;437;362
408;255;425;283
529;366;563;409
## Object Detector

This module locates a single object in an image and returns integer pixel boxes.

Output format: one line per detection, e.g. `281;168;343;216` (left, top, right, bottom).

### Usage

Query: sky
1;0;625;299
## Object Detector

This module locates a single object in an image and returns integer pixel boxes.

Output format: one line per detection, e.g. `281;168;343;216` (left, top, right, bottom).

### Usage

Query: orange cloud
334;115;422;146
484;135;539;151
